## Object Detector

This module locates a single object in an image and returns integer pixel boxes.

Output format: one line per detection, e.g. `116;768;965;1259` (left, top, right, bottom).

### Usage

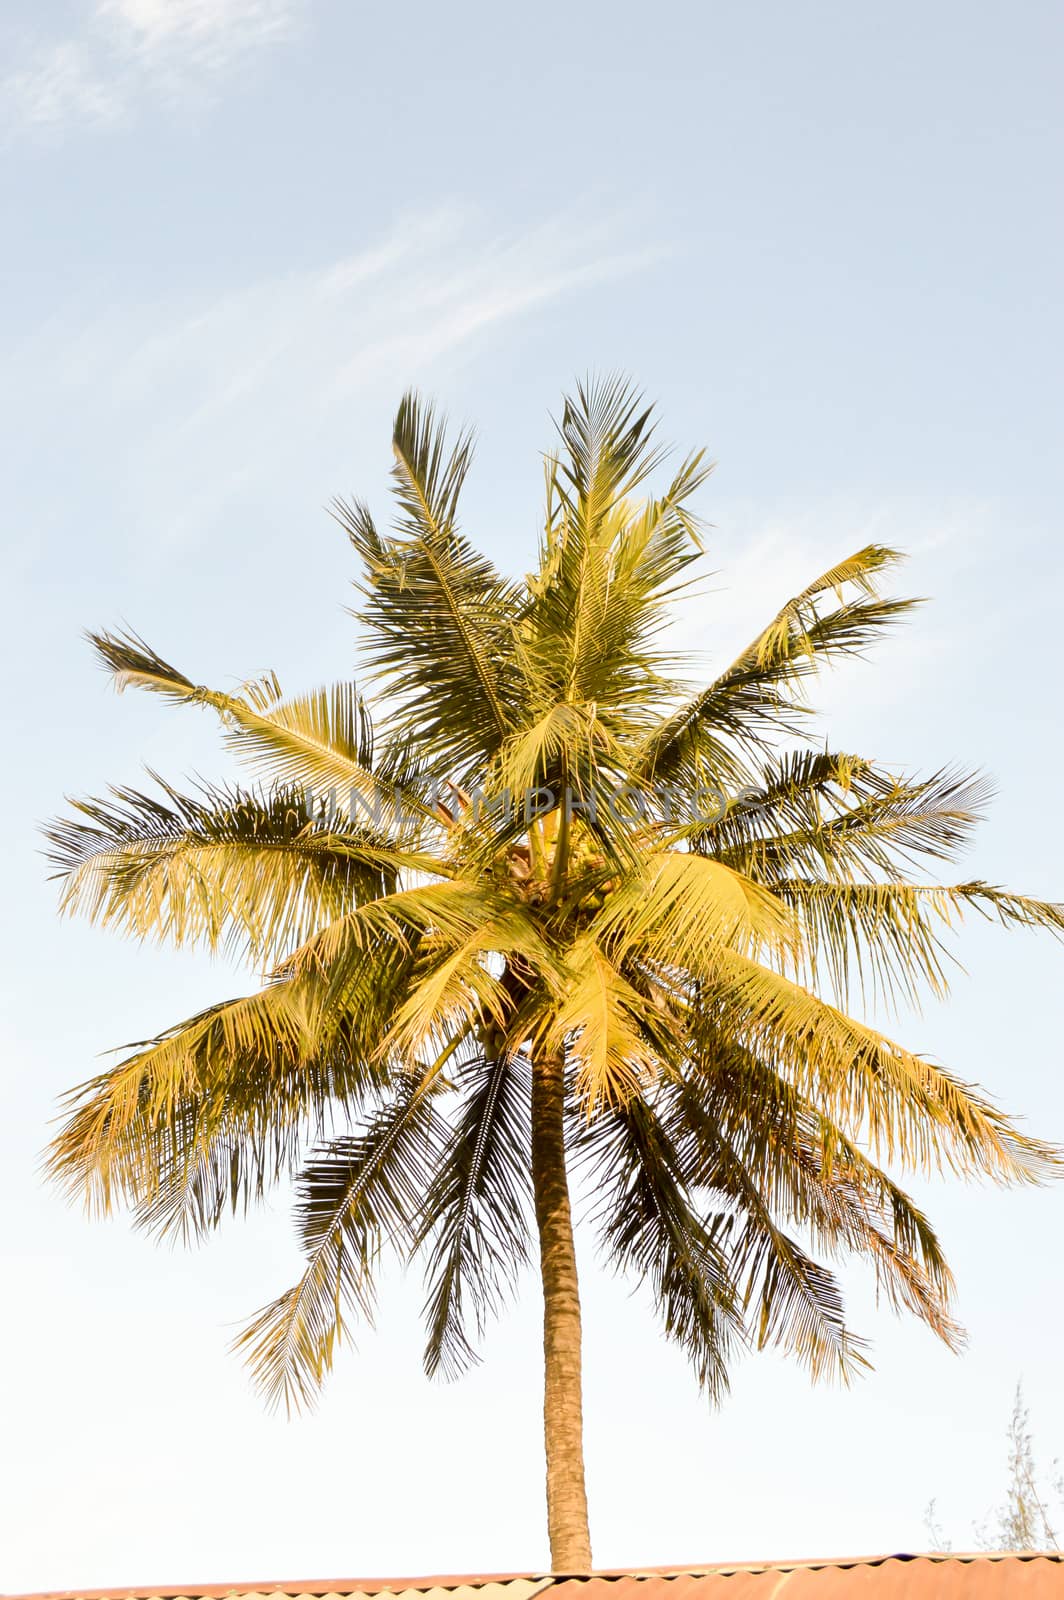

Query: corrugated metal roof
0;1584;552;1600
7;1557;1064;1600
553;1555;1064;1597
1;1586;550;1600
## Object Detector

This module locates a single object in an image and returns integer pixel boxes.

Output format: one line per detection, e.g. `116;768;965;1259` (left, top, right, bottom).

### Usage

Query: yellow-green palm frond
277;880;519;1014
749;544;910;659
45;978;351;1224
646;1080;871;1380
44;779;429;967
780;1120;960;1342
774;878;957;1010
493;700;614;802
693;949;1059;1182
417;1053;532;1379
337;395;529;781
593;849;796;970
606;452;710;614
46;936;418;1244
525;485;701;724
468;721;650;881
89;631;424;831
636;547;919;787
942;881;1064;933
578;1092;743;1399
598;1075;872;1383
673;1056;960;1350
711;1208;869;1382
89;628;209;703
380;908;560;1066
552;374;669;530
547;938;666;1110
235;1073;449;1413
700;754;992;881
229;681;370;796
775;878;1064;1011
520;384;708;751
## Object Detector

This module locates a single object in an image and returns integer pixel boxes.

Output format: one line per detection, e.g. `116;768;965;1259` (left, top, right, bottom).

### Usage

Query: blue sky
2;0;1064;1589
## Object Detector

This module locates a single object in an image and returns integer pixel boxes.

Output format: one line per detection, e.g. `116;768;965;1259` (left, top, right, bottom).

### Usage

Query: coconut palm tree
46;380;1061;1572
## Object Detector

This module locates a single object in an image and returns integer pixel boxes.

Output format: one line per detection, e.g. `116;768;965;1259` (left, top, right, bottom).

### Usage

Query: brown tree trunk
531;1050;592;1572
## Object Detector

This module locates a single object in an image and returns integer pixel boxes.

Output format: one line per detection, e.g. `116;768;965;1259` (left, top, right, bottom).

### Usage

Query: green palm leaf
580;1090;742;1399
636;548;919;786
337;394;527;782
418;1053;532;1378
44;779;422;965
235;1074;448;1412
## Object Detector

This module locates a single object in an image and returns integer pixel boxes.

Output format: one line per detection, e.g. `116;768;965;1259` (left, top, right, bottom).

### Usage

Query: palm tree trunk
531;1049;592;1572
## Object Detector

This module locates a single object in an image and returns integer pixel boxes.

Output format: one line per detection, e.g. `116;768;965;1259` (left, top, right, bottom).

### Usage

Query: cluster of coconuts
568;836;619;915
478;1017;510;1060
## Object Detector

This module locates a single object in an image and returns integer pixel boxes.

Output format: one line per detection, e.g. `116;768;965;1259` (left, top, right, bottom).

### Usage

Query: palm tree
46;381;1060;1572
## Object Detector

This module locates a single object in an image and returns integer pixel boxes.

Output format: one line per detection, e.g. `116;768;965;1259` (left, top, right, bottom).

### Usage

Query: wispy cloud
3;39;123;131
2;0;302;136
4;206;663;558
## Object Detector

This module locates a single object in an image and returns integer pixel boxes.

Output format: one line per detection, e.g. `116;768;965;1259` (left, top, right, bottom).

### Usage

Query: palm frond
44;779;421;966
235;1075;448;1412
580;1090;741;1398
553;375;668;522
594;849;795;970
418;1054;532;1378
90;628;201;701
44;978;371;1228
88;632;421;830
693;948;1059;1182
381;908;558;1067
277;880;525;1025
227;682;372;798
636;547;918;786
700;755;992;881
336;395;528;780
672;1059;960;1355
548;938;664;1109
775;878;1064;1011
713;1208;866;1380
519;382;701;757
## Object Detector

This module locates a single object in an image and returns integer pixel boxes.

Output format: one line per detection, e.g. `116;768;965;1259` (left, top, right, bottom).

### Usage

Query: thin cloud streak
1;0;303;136
2;38;124;130
4;207;664;556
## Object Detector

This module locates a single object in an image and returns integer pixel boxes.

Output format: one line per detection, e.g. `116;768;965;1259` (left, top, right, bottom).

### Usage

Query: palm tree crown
46;380;1061;1571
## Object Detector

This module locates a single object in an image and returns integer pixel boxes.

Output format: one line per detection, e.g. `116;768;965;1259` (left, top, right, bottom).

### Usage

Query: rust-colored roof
7;1555;1064;1600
